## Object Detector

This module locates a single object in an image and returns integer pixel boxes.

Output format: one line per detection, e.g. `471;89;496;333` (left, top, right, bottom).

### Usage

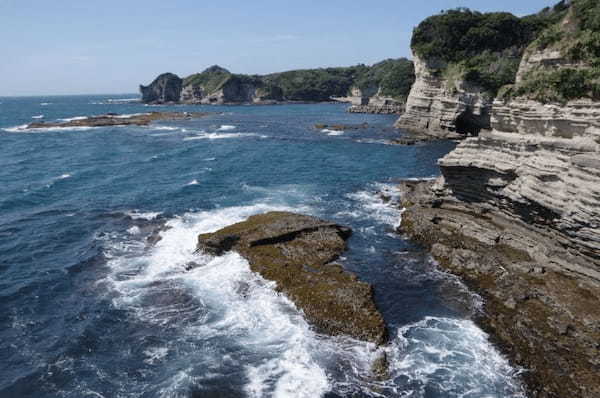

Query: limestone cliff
400;3;600;397
394;56;492;137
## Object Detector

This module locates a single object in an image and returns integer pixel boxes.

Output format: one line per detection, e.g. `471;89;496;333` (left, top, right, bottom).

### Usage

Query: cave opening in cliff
455;109;485;137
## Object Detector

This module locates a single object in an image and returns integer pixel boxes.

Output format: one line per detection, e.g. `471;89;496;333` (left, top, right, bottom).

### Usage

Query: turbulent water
0;95;527;398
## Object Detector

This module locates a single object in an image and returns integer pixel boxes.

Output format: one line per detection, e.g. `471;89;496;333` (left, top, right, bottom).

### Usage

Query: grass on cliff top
505;0;600;103
410;3;569;96
183;66;233;94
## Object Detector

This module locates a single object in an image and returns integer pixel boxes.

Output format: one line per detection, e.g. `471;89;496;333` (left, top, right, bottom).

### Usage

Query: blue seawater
0;95;526;397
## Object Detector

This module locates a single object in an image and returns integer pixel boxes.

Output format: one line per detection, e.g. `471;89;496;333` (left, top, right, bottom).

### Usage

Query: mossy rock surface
197;211;387;345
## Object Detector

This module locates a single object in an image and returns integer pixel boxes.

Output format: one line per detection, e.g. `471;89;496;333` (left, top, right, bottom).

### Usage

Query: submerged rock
197;211;387;345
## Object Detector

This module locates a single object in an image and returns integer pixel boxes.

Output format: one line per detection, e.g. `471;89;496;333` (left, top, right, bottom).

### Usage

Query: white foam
31;115;44;119
204;157;216;161
128;226;141;235
342;182;403;228
58;173;72;179
40;102;52;106
186;179;199;186
106;98;140;103
111;112;151;119
321;129;344;136
183;132;264;141
126;210;162;220
388;316;526;397
4;124;94;133
100;203;333;397
58;116;88;122
217;125;236;131
143;346;169;365
152;126;179;131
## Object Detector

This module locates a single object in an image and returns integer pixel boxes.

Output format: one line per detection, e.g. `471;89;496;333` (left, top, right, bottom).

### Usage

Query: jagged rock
139;73;182;104
196;212;387;345
394;55;492;138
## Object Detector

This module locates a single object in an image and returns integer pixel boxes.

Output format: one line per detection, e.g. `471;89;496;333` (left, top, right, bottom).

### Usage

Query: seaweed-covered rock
197;212;387;345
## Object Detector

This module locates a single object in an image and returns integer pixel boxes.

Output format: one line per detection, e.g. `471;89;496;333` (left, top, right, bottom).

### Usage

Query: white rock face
439;97;600;279
394;55;492;138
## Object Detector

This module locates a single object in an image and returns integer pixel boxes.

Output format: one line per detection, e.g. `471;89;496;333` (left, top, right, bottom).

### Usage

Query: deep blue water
0;95;526;398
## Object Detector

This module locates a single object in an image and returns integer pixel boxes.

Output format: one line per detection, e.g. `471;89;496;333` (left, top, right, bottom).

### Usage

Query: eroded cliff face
394;56;492;138
400;25;600;398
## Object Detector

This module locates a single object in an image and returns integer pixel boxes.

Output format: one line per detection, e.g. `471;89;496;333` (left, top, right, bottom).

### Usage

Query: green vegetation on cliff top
411;2;569;97
180;59;414;102
511;0;600;102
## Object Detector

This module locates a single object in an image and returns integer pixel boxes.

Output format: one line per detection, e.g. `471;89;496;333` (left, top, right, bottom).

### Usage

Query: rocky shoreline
398;179;600;398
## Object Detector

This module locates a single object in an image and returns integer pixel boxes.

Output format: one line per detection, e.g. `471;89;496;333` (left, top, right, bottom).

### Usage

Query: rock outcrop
399;4;600;396
394;56;492;138
25;112;212;129
196;212;387;345
139;73;183;104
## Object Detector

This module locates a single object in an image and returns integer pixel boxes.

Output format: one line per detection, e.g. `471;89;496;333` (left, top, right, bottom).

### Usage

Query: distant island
140;59;415;113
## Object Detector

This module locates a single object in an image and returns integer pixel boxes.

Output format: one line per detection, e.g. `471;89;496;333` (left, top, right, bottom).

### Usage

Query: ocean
0;95;526;398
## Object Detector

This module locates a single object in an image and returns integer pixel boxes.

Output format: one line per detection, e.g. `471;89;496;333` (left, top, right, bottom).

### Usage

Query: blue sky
1;0;556;96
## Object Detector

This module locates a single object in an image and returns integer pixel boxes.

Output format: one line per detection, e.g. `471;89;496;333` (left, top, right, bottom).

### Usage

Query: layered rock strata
394;56;492;138
399;97;600;398
196;212;387;345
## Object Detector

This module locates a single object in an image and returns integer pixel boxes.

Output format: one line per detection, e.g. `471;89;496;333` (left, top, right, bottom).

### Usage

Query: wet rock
370;351;390;381
196;211;387;345
400;179;600;398
26;112;213;130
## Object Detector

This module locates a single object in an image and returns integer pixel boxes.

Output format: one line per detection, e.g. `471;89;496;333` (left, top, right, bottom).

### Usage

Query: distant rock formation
140;59;415;106
139;73;182;104
196;212;388;345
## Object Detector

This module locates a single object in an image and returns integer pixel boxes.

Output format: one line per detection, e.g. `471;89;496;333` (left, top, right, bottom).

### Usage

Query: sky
0;0;557;96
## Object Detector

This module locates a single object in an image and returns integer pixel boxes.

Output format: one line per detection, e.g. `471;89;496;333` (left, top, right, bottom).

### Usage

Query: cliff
394;55;492;138
395;5;569;138
139;73;182;104
400;2;600;397
140;59;415;105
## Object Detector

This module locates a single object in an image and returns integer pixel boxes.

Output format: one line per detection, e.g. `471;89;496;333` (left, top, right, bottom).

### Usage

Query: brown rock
26;111;213;130
197;211;387;345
